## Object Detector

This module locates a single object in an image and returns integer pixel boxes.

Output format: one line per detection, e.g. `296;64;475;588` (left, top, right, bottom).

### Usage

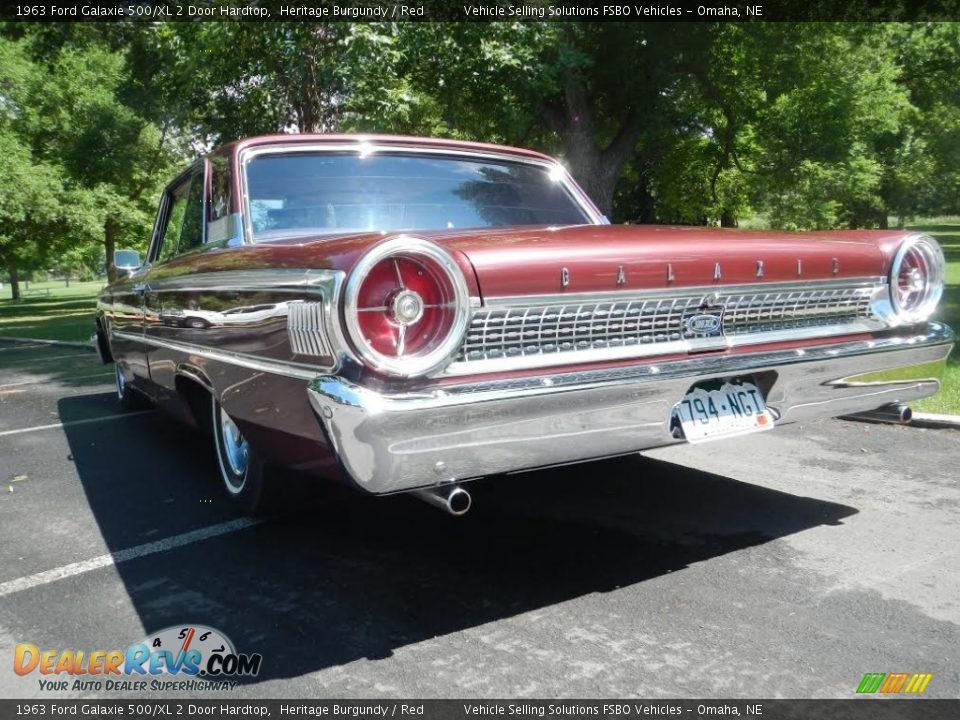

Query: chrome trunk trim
480;277;885;308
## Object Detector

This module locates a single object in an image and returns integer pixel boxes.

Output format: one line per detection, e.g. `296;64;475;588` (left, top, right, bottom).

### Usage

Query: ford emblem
686;313;722;334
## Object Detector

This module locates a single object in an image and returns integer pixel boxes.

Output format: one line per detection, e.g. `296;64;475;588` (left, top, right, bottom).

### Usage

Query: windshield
244;151;594;240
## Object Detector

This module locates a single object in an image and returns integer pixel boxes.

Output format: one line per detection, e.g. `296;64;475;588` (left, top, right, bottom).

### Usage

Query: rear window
243;152;593;240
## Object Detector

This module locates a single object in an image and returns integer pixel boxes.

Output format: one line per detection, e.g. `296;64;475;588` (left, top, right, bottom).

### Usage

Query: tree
880;23;960;222
122;23;424;146
127;21;695;217
400;22;688;217
0;131;68;300
0;38;72;299
10;39;175;281
9;19;960;246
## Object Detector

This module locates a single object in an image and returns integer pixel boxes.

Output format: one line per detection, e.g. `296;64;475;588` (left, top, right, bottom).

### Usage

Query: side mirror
113;250;143;277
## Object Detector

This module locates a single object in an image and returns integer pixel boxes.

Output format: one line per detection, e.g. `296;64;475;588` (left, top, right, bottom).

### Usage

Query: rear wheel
212;397;271;515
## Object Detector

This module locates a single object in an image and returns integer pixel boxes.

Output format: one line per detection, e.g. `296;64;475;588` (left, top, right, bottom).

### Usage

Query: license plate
674;378;774;444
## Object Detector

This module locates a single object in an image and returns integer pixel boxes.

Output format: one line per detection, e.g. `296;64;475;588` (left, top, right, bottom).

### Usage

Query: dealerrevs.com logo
13;625;262;692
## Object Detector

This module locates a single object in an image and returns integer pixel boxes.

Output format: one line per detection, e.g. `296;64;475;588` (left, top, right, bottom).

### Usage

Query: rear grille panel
722;287;874;335
460;298;700;361
456;282;883;365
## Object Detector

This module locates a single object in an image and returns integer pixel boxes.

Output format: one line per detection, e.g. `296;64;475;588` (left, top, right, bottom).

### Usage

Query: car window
208;155;238;244
154;173;204;262
155;181;190;263
209;155;231;221
178;174;205;253
244;152;594;240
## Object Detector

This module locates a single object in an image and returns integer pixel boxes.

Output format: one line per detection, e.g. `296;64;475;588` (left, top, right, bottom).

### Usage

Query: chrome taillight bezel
887;235;945;325
343;236;471;378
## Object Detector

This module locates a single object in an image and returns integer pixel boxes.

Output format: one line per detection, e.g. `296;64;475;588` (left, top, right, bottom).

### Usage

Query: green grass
907;222;960;415
0;280;104;343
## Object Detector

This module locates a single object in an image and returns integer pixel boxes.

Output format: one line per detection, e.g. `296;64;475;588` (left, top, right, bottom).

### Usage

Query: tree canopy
2;20;960;294
0;25;177;296
95;20;960;224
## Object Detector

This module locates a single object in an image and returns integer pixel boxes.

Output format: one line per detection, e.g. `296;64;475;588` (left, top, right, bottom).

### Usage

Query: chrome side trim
112;330;321;381
143;268;342;292
143;268;350;371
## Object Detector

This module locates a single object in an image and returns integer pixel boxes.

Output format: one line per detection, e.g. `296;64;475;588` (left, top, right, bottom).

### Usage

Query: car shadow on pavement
59;393;858;685
0;344;111;390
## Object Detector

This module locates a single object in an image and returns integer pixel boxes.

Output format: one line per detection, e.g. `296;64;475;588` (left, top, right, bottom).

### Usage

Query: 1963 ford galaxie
95;134;954;515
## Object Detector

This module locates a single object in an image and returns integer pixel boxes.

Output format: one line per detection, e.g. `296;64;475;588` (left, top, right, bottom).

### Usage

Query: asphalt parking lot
0;338;958;700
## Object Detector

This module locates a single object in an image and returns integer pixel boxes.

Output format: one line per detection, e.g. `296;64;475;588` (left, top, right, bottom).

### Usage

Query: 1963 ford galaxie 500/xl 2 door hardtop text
95;134;954;515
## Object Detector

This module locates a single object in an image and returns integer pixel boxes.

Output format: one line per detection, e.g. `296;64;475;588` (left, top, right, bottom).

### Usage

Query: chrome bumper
307;322;954;495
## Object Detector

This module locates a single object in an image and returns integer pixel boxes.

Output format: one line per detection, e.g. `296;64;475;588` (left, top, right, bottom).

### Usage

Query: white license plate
674;379;774;444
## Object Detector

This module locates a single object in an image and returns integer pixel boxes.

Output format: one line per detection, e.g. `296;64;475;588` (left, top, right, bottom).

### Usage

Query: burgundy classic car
95;134;953;515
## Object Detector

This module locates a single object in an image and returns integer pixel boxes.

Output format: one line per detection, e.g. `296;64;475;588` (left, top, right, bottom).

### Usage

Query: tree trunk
8;265;20;301
565;140;614;217
554;81;640;218
720;211;739;228
105;218;117;284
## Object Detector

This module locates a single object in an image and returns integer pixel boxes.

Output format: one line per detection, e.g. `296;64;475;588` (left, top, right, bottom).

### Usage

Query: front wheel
212;398;271;515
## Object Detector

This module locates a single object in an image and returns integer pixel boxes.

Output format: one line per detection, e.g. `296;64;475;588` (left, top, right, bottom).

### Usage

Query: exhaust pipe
846;403;913;425
412;485;472;516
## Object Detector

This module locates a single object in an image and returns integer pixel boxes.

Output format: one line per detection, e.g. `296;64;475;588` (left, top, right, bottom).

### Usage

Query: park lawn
907;221;960;415
0;280;104;343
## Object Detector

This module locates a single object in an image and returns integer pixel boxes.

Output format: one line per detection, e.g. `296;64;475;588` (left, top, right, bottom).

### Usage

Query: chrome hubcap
219;408;250;487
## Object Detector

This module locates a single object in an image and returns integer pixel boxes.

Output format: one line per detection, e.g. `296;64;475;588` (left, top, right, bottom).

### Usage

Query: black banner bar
3;0;960;23
1;700;958;720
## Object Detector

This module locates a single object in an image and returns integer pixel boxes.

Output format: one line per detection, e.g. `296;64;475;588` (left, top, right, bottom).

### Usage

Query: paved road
0;340;958;699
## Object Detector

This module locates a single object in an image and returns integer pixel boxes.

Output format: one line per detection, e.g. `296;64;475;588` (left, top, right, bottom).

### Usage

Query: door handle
132;283;151;295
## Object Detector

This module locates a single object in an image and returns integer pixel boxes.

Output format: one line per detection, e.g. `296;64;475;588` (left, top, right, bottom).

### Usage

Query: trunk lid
421;224;892;298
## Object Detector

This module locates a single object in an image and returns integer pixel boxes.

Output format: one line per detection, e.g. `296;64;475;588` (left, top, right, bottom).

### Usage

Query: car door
140;165;207;394
103;267;150;390
103;189;175;391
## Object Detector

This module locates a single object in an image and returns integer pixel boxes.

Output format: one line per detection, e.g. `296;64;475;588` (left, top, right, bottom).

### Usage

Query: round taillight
344;237;470;377
889;236;945;323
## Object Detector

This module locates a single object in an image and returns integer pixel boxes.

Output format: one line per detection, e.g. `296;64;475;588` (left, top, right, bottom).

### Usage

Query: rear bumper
307;322;954;495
